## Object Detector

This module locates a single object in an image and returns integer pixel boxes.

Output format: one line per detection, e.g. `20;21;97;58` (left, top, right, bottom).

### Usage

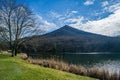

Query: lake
30;52;120;73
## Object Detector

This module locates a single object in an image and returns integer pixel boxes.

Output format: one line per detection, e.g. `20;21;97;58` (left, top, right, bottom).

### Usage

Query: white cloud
103;2;120;13
71;10;78;14
84;0;94;6
65;10;78;19
49;10;78;21
35;14;57;33
85;9;120;36
68;8;120;36
101;1;109;7
42;2;120;36
64;16;85;24
48;10;79;27
49;11;62;18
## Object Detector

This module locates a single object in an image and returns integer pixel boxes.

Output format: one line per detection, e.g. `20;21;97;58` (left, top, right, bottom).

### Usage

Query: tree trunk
15;48;18;56
11;48;15;57
11;45;17;57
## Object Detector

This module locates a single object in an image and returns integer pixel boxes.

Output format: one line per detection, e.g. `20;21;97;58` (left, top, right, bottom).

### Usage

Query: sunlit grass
0;54;96;80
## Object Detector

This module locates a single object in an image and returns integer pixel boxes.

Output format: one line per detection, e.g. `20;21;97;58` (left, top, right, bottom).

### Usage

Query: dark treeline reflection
29;52;120;67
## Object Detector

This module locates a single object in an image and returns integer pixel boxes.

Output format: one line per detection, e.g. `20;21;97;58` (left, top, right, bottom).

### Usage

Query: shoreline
18;53;120;80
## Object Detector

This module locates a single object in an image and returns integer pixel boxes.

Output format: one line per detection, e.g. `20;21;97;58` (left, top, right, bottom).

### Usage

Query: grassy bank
0;54;96;80
26;56;120;80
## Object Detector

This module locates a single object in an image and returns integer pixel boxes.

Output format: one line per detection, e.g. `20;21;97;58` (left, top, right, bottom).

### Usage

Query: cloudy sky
25;0;120;36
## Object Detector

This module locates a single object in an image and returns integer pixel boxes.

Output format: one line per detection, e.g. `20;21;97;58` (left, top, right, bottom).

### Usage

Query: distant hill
20;25;120;54
43;25;107;38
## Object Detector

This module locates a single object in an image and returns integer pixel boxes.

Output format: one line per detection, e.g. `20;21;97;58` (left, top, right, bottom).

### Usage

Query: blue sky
24;0;120;36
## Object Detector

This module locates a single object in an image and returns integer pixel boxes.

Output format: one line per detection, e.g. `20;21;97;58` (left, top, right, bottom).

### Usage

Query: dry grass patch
18;53;120;80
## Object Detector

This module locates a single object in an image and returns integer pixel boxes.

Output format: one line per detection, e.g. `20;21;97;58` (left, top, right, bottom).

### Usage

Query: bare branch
0;0;36;56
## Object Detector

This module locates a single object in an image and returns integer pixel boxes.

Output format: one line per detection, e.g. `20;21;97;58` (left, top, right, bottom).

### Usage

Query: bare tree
0;0;35;56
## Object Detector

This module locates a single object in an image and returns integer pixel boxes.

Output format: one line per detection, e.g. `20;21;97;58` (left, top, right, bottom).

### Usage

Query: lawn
0;54;97;80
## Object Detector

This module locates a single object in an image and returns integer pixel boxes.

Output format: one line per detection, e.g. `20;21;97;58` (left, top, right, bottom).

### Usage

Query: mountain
43;25;108;38
20;25;120;54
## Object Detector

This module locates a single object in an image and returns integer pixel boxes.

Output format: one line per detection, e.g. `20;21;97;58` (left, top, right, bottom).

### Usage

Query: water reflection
30;52;120;73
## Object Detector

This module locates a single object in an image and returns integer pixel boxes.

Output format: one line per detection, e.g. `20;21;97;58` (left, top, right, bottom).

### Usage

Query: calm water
30;52;120;73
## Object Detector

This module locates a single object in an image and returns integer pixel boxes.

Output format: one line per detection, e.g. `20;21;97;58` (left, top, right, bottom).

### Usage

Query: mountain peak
60;25;72;29
59;25;80;32
44;25;81;37
63;25;71;27
43;25;108;38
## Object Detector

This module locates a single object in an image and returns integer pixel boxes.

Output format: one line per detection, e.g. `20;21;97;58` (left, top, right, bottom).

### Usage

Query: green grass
0;54;97;80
